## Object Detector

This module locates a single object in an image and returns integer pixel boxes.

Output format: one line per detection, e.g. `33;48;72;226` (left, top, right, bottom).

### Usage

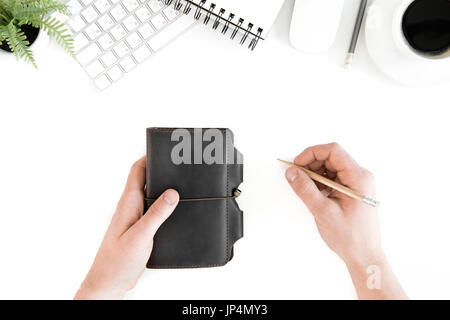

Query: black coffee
402;0;450;56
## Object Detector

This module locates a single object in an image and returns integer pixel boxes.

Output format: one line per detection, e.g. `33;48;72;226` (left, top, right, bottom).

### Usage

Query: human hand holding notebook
75;157;180;300
146;128;244;268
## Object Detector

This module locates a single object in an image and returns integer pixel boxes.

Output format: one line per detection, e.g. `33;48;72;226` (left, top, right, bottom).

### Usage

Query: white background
1;0;449;299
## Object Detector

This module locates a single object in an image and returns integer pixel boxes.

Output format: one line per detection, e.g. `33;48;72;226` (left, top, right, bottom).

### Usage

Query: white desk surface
1;0;449;299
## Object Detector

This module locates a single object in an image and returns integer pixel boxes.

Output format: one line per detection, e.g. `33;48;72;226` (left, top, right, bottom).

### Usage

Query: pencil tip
278;159;294;166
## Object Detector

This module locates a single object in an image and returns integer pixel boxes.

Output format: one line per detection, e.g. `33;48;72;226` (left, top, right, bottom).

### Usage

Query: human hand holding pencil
283;143;407;300
279;159;379;208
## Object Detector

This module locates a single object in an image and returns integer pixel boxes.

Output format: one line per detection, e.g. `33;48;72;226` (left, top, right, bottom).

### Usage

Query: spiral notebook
170;0;285;49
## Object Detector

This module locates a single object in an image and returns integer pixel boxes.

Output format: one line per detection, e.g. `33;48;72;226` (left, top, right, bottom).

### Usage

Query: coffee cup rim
393;0;449;62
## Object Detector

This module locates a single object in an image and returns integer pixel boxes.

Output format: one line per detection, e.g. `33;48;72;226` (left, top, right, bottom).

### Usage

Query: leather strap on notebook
145;189;241;202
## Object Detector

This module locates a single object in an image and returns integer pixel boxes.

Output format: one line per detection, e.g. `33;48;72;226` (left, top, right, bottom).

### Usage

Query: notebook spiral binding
164;0;264;50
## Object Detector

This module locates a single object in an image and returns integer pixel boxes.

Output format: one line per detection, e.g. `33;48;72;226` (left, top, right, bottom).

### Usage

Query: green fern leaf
31;15;74;57
0;0;13;24
36;0;69;15
13;0;69;25
0;8;9;23
0;14;8;26
13;6;46;25
2;22;37;68
0;0;15;12
1;0;73;67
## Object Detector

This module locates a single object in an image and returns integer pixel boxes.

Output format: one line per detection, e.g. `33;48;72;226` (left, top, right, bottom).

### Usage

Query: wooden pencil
278;159;380;208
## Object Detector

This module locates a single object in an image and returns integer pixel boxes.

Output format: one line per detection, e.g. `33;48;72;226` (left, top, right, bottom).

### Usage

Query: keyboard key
93;0;111;13
82;6;99;23
122;0;139;12
147;14;194;51
113;41;130;57
81;6;99;24
67;15;86;33
67;0;83;14
85;60;105;78
77;43;101;66
107;65;124;81
73;32;89;52
98;33;114;50
110;24;127;40
123;15;139;31
97;14;114;30
151;14;167;30
163;5;180;21
84;23;102;40
120;56;136;72
79;0;194;89
148;0;164;12
100;51;117;67
94;75;111;90
138;23;154;39
135;6;152;22
132;45;151;63
110;4;127;21
126;32;142;49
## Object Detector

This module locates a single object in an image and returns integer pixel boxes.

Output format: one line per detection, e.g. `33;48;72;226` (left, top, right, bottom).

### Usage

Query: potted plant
0;0;74;68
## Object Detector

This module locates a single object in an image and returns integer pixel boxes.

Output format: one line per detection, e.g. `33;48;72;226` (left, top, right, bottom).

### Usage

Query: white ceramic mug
393;0;449;61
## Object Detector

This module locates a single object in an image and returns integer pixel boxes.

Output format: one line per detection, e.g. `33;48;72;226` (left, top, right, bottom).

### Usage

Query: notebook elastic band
145;189;241;202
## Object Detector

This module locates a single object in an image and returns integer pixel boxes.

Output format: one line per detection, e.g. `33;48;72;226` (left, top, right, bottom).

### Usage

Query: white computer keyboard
64;0;195;90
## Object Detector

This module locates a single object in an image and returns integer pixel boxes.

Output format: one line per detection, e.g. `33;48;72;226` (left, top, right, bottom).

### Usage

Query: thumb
129;189;179;240
285;166;329;215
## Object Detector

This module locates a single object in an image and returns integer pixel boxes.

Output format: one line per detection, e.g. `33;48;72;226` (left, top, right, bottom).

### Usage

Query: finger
117;157;146;209
303;160;328;191
112;157;147;234
127;189;179;241
324;169;337;180
294;143;368;192
308;160;324;171
285;166;332;215
324;161;337;174
312;167;327;191
123;156;146;198
295;143;358;172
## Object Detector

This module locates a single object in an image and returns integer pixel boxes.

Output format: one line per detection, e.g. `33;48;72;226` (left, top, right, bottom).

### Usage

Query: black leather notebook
145;128;243;268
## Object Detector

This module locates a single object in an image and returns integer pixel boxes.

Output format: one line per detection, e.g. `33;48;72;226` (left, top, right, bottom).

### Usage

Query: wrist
74;276;127;300
342;249;387;271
